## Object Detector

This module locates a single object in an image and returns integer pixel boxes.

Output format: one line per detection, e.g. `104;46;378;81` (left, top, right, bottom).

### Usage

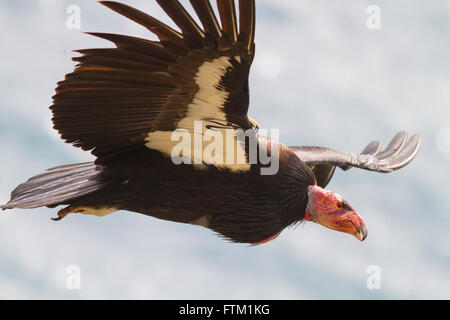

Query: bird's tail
1;162;107;210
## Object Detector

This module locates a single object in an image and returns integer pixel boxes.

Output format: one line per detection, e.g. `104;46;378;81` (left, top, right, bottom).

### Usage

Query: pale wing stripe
145;57;250;172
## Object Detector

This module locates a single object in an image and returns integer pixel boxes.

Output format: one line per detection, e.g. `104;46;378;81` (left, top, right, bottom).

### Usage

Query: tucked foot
51;206;77;221
51;205;118;221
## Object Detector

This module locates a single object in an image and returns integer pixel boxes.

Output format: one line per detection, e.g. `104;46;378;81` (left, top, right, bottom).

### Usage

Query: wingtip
361;140;381;156
98;0;114;6
98;1;125;11
82;31;114;42
386;131;422;171
394;130;409;145
409;133;422;157
411;133;422;145
377;131;409;160
98;0;112;8
405;132;421;152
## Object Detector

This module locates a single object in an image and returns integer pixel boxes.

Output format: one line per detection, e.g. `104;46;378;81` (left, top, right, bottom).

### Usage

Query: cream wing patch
145;56;251;172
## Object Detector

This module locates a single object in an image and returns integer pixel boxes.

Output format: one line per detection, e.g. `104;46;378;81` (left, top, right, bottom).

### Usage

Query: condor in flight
1;0;420;244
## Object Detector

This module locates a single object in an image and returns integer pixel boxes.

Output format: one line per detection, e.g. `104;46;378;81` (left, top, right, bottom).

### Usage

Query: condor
1;0;420;244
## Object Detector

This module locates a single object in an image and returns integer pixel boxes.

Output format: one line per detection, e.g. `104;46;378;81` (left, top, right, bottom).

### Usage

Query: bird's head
305;185;367;241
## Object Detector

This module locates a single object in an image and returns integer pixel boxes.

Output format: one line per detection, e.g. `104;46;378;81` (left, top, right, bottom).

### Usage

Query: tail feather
1;162;107;210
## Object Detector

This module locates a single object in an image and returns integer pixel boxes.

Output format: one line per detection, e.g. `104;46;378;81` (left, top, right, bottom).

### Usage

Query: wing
51;0;256;167
290;132;421;188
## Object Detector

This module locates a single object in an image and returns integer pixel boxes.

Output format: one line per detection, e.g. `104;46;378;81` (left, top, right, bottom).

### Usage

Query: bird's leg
51;206;75;221
51;205;118;221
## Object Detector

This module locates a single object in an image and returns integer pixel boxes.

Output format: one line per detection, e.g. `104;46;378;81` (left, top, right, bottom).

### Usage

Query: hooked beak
353;221;368;242
327;212;368;242
307;208;368;242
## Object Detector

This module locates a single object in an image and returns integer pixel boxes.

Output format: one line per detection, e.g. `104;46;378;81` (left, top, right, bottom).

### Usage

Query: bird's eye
336;202;343;208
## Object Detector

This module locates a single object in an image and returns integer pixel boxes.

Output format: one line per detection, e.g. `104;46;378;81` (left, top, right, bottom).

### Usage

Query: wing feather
85;32;178;61
217;0;238;42
190;0;223;40
99;1;188;51
291;132;421;177
238;0;256;54
156;0;205;47
51;0;256;166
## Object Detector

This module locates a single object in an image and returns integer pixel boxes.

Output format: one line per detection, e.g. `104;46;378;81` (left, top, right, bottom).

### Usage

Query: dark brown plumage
1;0;420;244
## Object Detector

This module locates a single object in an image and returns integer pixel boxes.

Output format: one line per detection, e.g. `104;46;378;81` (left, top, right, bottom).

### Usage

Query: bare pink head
305;185;367;241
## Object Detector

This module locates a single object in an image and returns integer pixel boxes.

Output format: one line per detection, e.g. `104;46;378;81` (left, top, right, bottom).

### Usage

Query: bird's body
42;138;314;244
1;0;420;244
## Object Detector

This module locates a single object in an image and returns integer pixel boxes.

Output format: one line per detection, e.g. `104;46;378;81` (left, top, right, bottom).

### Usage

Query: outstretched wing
51;0;256;167
290;132;421;188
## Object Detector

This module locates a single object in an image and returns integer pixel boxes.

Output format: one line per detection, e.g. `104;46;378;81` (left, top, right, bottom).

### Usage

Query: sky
0;0;449;299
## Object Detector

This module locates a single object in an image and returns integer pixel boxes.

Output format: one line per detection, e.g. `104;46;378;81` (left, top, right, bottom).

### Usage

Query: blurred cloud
435;125;450;156
254;53;284;80
0;0;449;299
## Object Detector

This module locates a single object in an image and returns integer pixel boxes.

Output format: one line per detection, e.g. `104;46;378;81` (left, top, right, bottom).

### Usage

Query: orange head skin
305;185;368;241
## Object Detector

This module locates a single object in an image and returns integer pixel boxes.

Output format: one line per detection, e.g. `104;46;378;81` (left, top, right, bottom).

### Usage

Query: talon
51;206;72;221
248;116;259;130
